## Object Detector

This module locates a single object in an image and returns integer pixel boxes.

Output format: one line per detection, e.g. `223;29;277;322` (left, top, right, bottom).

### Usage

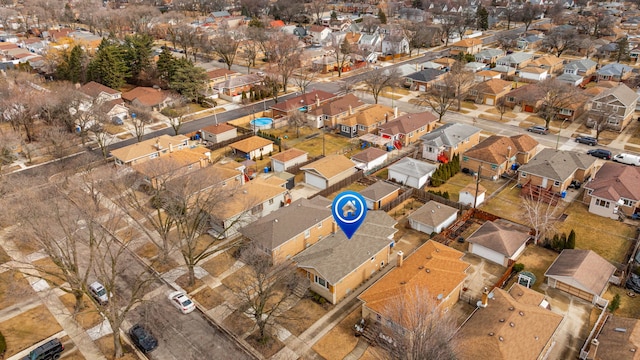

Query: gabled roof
584;162;640;202
214;74;262;89
79;81;120;98
472;78;512;95
405;68;445;82
556;73;583;83
564;58;597;72
377;111;436;135
451;38;482;47
293;211;397;284
497;52;533;64
476;48;504;59
456;284;563;360
597;62;633;76
309;93;365;117
109;134;189;163
591;84;639;107
388;157;436;177
271;90;337;112
520;66;548;74
132;147;210;177
545;249;616;296
229;136;273;153
517;149;596;181
408;200;458;227
467;220;531;257
206;68;237;80
301;155;355;180
359;181;399;202
210;178;286;220
358;240;468;314
239;198;332;250
201;123;236;135
122;87;170;107
351;147;387;163
340;104;395;127
271;148;308;163
420;123;482;148
464;134;538;165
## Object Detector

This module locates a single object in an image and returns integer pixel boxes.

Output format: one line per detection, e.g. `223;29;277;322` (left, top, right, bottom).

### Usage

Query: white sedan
168;291;196;314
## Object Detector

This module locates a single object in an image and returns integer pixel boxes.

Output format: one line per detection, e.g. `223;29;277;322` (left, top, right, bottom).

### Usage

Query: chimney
397;251;404;267
480;287;489;308
155;139;162;150
394;107;398;119
349;105;353;115
586;338;599;360
169;142;174;153
332;221;338;233
315;93;320;107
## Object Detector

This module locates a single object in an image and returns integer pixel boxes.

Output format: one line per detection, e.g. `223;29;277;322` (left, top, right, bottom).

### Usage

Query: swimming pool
250;117;274;130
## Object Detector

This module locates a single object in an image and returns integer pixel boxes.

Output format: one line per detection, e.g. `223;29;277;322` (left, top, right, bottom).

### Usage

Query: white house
408;201;458;234
387;157;436;189
200;123;237;144
270;148;308;173
519;67;548;82
301;155;357;190
583;162;640;220
466;220;530;267
458;183;486;207
351;147;388;172
229;136;273;161
308;25;332;45
381;36;409;56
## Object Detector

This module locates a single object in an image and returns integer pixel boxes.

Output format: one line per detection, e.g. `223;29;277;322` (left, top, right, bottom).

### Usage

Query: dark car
575;136;598;146
129;324;158;354
527;126;549;135
587;149;612;160
24;339;64;360
627;273;640;293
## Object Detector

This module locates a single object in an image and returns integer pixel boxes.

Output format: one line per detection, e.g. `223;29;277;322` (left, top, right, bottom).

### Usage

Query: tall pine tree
88;39;128;89
123;33;154;83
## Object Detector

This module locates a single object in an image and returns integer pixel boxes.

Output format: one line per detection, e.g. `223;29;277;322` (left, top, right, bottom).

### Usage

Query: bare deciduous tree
527;79;577;129
496;97;509;122
419;78;456;122
209;27;241;70
292;67;318;94
130;106;153;142
363;68;402;104
448;61;475;111
522;193;561;244
541;27;580;58
268;32;303;93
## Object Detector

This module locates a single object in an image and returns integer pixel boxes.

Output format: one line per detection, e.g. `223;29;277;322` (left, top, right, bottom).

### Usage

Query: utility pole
473;164;483;209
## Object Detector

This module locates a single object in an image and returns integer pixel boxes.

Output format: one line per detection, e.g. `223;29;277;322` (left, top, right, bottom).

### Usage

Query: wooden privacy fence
312;171;365;198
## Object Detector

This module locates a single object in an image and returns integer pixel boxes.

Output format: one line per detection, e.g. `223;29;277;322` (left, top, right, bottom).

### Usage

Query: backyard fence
312;171;365;199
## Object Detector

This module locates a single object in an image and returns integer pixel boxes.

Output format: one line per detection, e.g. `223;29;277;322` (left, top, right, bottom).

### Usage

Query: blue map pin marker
332;191;367;239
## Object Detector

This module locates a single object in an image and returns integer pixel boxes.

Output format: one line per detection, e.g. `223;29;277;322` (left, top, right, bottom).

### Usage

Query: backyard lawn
478;185;527;223
508;245;558;292
556;202;635;264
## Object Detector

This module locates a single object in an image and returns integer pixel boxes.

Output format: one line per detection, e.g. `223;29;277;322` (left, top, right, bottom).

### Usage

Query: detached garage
408;201;458;234
466;220;530;267
388;158;436;189
544;249;616;305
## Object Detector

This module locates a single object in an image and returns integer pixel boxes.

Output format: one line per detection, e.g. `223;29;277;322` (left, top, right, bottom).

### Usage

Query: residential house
359;181;400;210
271;90;338;119
496;52;533;70
308;25;332;45
387;157;437;189
529;55;565;74
208;178;288;238
517;34;544;50
464;62;488;73
587;84;639;132
459;183;487;207
358;33;382;54
408;201;458;234
301;155;357;190
467;220;531;267
307;93;367;128
433;57;457;70
504;84;544;112
556;90;591;121
358;241;469;338
421;123;482;163
563;58;598;77
206;68;238;88
377;111;437;148
214;74;262;103
404;68;445;91
270;148;308;173
632;46;640;62
544;249;616;305
583;162;640;220
132;147;213;188
294;211;397;304
474;70;502;82
239;197;334;262
229;136;273;160
462;134;539;180
596;63;633;82
381;34;409;56
467;79;513;105
351;147;388;172
338;104;396;137
122;87;175;111
491;65;517;77
586;316;640;359
78;81;128;123
555;72;584;86
517;149;598;193
200;123;237;144
518;66;549;82
110;134;190;166
450;38;483;56
456;284;563;360
475;48;505;64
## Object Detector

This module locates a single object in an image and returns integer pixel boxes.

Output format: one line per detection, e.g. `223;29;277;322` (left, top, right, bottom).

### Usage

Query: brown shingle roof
456;284;563;360
300;155;355;180
122;87;170;107
464;135;538;165
229;136;273;153
351;147;387;163
210;178;286;220
271;90;337;112
110;135;189;163
358;240;468;314
466;220;531;257
544;249;616;297
473;78;513;95
206;68;237;80
340;104;395;127
407;201;458;227
79;81;119;98
359;181;399;202
585;162;640;202
271;148;308;162
377;111;436;135
201;123;236;135
310;93;366;117
594;316;640;360
451;38;482;47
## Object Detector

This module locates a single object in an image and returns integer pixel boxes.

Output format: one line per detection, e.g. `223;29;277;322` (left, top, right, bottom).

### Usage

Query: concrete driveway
461;253;505;302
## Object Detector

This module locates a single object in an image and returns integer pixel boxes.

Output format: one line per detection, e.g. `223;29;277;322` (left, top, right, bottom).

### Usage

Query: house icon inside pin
342;200;357;218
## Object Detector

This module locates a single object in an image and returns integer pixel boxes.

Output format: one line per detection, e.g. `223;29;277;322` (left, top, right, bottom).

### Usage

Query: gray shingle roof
407;200;458;227
475;48;504;60
466;220;531;257
597;63;633;76
517;149;596;181
544;249;616;296
359;181;400;202
420;123;482;148
564;58;597;72
293;211;397;284
238;198;332;251
592;84;639;107
405;68;444;82
388;157;436;177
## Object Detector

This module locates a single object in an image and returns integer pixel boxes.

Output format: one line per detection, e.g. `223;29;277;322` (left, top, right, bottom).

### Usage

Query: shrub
608;294;621;313
0;331;5;357
513;263;525;273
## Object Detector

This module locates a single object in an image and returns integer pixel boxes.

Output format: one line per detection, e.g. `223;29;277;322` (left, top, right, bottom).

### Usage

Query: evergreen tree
170;64;208;102
567;229;576;249
615;37;630;63
608;294;621;313
88;39;128;89
560;233;567;249
56;45;86;83
156;46;175;84
378;9;387;24
123;33;154;83
477;6;489;30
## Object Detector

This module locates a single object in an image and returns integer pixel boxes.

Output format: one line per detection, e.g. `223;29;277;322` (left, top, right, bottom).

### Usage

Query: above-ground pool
250;117;274;130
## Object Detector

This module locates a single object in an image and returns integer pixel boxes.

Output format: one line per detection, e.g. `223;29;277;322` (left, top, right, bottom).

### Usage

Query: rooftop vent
509;322;515;327
615;328;628;333
499;319;505;323
418;266;424;269
519;311;525;316
499;336;504;342
509;307;515;311
426;269;430;273
488;332;494;336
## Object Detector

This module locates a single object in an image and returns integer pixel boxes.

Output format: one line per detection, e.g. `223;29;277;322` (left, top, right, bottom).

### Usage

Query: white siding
588;196;618;220
272;160;286;173
305;172;327;189
470;243;507;266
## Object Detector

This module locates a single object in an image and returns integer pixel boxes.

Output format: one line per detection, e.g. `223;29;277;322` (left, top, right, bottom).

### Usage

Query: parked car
626;273;640;293
88;281;109;305
168;291;196;314
527;126;549;135
129;324;158;354
575;136;598;146
23;338;64;360
587;149;612;160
